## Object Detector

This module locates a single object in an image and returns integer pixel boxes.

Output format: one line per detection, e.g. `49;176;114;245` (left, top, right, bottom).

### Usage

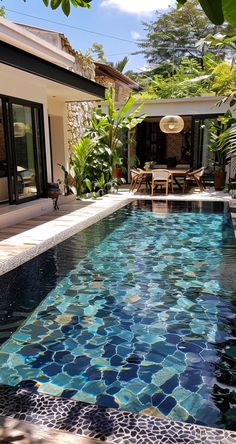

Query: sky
2;0;176;72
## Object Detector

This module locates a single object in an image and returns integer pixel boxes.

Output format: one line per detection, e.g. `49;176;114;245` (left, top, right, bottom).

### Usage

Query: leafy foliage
0;6;5;16
87;88;146;170
209;111;236;171
177;0;236;27
70;137;96;196
21;0;92;16
135;57;211;99
87;43;129;72
211;63;236;96
136;0;231;72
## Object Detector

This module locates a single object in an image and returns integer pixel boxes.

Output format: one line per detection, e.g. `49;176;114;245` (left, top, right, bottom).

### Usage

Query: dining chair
183;167;205;193
130;169;151;192
129;169;139;192
151;169;173;195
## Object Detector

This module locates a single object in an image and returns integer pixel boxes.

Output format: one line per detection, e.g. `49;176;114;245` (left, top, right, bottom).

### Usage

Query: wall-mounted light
159;115;184;133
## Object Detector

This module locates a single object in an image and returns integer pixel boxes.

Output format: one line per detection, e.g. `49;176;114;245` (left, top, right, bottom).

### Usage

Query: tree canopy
177;0;236;27
87;42;129;73
136;0;234;71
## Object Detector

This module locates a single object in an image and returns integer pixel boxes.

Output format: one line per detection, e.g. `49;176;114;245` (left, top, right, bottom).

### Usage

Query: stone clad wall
67;53;96;149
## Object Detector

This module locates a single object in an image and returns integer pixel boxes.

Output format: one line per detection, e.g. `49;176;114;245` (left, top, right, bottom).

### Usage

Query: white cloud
100;0;175;15
131;31;141;40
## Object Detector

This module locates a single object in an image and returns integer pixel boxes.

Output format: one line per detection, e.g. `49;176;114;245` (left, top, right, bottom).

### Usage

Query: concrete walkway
0;186;234;276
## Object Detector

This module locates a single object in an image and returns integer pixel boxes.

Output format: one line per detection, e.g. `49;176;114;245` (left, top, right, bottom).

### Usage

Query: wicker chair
151;169;173;196
183;167;205;193
129;169;151;192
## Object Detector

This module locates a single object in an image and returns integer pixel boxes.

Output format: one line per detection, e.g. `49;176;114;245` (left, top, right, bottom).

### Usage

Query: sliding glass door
0;99;9;203
0;96;47;204
12;103;38;201
192;116;218;173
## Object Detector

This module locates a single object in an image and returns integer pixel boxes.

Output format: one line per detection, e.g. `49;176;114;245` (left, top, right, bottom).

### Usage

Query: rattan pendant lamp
159;115;184;133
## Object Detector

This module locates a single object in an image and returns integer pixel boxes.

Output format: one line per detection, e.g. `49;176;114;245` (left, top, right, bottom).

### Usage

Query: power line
5;8;138;45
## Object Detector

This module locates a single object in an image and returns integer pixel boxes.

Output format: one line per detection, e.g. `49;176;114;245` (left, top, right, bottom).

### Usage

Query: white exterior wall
47;98;69;184
0;63;52;182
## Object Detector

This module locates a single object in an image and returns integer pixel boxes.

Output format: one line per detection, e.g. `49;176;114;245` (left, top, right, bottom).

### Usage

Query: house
0;17;105;207
129;96;235;180
16;24;139;183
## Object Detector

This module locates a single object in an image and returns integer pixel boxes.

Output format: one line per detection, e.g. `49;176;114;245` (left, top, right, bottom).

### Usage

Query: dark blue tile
161;374;179;394
110;355;124;366
158;396;177;415
54;351;74;364
180;369;202;391
61;389;77;398
30;350;54;368
103;370;118;385
84;366;101;381
97;394;119;409
103;344;116;358
43;363;62;377
152;392;166;407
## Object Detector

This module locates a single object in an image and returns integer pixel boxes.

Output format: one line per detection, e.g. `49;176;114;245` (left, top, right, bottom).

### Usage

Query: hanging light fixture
159;115;184;133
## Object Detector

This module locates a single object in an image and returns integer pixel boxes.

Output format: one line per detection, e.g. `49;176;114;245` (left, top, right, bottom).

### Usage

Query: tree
87;43;129;73
177;0;236;27
87;43;107;64
109;56;129;73
0;6;5;16
135;57;212;99
211;63;236;96
137;0;233;72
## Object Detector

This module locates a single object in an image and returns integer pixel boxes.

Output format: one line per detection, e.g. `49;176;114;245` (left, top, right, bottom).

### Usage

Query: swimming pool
0;201;235;430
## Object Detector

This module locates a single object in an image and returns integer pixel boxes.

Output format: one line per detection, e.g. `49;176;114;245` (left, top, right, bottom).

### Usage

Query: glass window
12;103;37;200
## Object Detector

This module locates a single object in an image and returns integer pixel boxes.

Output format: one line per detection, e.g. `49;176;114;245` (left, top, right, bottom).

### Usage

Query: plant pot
112;167;122;178
214;170;226;191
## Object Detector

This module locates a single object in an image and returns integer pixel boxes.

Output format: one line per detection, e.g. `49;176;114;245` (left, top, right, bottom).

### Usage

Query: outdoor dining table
143;168;190;190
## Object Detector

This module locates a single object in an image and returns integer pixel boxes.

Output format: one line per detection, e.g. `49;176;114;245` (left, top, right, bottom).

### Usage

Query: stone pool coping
0;196;132;276
0;385;235;444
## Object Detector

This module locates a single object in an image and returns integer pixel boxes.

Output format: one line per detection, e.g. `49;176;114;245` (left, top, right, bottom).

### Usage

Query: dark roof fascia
0;40;105;99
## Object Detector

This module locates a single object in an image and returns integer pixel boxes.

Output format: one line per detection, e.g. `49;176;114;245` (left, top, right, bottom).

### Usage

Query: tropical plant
70;137;96;197
209;111;236;171
177;0;236;27
87;43;129;73
87;88;146;174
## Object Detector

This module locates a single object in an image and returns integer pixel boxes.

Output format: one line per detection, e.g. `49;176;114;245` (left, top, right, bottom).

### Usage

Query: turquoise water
0;201;235;429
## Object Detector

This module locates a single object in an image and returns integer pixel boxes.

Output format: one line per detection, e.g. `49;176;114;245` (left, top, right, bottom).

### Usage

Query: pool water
0;201;235;430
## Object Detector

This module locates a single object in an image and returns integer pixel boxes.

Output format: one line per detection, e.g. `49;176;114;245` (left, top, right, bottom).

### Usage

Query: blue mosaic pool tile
0;202;235;430
158;396;177;415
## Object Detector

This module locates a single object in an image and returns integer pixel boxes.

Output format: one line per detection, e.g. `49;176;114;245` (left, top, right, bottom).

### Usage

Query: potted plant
209;111;236;190
112;148;123;178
